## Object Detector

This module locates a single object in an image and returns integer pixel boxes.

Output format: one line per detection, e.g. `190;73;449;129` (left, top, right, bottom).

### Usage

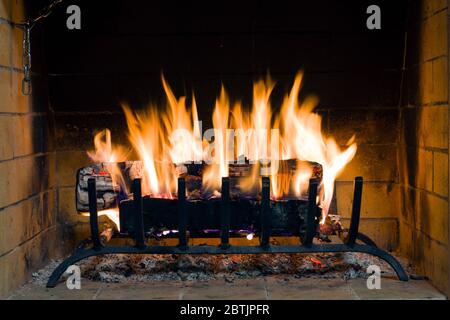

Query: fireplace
0;0;449;298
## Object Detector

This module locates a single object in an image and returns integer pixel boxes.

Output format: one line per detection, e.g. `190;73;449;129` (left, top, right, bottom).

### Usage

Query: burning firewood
75;160;322;212
100;227;114;245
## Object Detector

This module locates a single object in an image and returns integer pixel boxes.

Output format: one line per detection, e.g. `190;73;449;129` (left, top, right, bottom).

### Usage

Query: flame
121;75;203;198
87;71;357;223
81;209;121;231
276;73;357;222
87;129;128;190
86;129;127;229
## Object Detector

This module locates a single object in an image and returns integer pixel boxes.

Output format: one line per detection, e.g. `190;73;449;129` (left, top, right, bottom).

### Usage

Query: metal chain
21;25;32;95
15;0;64;95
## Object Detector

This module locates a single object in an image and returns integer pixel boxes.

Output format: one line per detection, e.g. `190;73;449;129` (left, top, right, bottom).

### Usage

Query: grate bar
178;177;187;249
88;178;102;250
303;178;319;246
346;176;363;247
260;177;271;248
220;177;230;248
132;179;146;249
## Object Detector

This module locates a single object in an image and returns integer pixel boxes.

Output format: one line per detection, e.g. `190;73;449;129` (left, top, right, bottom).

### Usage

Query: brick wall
0;0;64;298
398;0;449;294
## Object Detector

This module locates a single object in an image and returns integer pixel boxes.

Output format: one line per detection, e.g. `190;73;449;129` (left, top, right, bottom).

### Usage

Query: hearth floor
7;276;445;300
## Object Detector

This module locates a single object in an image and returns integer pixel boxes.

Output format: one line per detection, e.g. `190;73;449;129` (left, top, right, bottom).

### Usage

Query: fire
81;209;121;231
86;129;127;230
87;71;357;224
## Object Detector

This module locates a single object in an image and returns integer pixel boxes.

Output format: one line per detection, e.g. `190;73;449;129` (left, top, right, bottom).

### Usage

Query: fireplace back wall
29;0;449;294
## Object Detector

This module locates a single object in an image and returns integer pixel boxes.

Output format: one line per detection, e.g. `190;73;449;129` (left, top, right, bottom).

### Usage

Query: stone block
0;115;14;160
340;217;399;251
418;106;448;149
0;1;12;20
335;182;400;219
0;68;12;113
432;56;448;103
56;150;91;187
416;191;448;245
420;10;448;62
433;151;448;197
337;144;398;182
0;22;11;66
416;148;434;192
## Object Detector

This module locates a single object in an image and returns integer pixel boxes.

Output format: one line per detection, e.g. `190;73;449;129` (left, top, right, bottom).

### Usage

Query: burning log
76;160;322;212
100;227;114;245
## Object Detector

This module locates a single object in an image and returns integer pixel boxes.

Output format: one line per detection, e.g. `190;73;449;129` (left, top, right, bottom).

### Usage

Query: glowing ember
86;71;357;224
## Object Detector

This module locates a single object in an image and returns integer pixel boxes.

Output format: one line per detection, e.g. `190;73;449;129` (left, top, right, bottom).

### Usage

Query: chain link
21;26;32;95
15;0;64;95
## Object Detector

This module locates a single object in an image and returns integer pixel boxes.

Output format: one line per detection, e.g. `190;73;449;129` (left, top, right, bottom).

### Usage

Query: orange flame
87;71;357;224
86;129;127;230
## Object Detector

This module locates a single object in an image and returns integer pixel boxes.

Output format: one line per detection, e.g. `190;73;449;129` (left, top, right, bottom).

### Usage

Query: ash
30;252;412;285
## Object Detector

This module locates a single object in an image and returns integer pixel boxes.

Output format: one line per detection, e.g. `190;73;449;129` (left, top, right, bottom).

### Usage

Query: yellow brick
432;56;448;103
0;1;11;20
10;25;22;69
421;238;449;294
417;148;433;192
421;10;448;62
398;185;416;227
58;187;109;225
56;150;92;187
400;225;449;294
0;195;42;255
419;61;433;104
416;191;448;245
11;0;25;23
335;182;399;219
0;115;14;160
421;0;448;18
418;106;448;149
10;69;31;113
0;156;50;209
0;226;65;298
340;218;399;251
0;159;19;208
433;151;448;197
0;248;26;298
13;114;33;157
0;68;12;112
0;22;11;66
337;145;397;182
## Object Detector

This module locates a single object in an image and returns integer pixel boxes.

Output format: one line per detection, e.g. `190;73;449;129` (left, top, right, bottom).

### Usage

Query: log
100;227;114;245
75;160;322;212
119;196;312;237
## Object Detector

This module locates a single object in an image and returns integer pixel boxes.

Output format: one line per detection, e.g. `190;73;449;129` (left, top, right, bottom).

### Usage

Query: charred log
119;196;314;238
76;160;322;212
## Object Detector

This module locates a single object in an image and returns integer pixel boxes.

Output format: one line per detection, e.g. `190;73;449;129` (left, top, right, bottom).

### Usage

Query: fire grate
46;176;408;287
